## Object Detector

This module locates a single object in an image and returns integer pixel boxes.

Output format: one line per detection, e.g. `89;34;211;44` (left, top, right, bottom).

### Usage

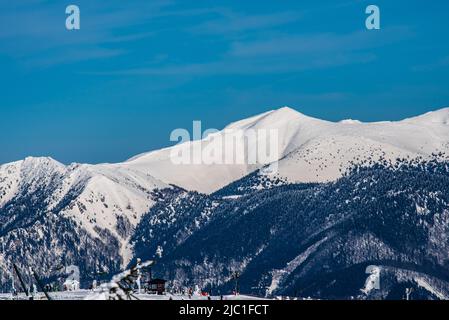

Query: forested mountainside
134;160;449;300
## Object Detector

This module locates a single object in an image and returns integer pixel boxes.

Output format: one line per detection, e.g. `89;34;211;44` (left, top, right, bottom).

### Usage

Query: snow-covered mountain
1;107;449;251
125;107;449;193
3;106;449;209
1;106;449;296
0;157;168;266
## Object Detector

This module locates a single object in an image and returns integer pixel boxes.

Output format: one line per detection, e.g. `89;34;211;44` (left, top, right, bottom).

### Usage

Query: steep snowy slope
125;107;449;193
123;110;281;194
0;157;168;265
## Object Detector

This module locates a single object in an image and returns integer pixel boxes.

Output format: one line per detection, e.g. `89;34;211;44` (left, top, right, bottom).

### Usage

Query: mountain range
1;106;449;299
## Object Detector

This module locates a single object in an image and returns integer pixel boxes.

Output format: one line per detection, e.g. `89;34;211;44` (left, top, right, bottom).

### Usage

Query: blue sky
1;0;448;164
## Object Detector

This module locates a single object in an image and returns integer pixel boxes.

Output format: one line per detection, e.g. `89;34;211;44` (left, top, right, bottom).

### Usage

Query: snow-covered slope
0;157;168;265
125;107;449;193
275;107;449;184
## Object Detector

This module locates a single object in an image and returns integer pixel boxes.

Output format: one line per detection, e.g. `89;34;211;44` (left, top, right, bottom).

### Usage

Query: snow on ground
361;266;381;294
0;291;268;301
415;278;449;300
267;237;328;296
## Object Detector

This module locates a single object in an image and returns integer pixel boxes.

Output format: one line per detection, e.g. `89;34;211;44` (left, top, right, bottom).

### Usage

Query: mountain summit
125;106;449;192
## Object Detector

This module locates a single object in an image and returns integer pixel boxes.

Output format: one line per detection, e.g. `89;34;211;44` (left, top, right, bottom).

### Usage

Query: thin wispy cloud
412;55;449;72
25;48;127;68
101;31;156;44
89;25;412;76
190;11;301;35
0;0;172;66
86;52;376;76
0;0;382;71
230;26;413;57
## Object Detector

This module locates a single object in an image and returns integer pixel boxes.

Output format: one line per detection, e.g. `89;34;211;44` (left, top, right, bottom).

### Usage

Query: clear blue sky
1;0;448;164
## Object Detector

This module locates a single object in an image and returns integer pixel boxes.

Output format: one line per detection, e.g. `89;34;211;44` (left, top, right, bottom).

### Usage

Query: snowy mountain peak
225;106;323;131
122;106;449;193
21;156;65;170
339;119;362;124
268;106;303;117
270;106;316;119
263;106;325;124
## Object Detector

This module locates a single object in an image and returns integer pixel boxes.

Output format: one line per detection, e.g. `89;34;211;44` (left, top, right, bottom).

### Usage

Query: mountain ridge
1;106;449;289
